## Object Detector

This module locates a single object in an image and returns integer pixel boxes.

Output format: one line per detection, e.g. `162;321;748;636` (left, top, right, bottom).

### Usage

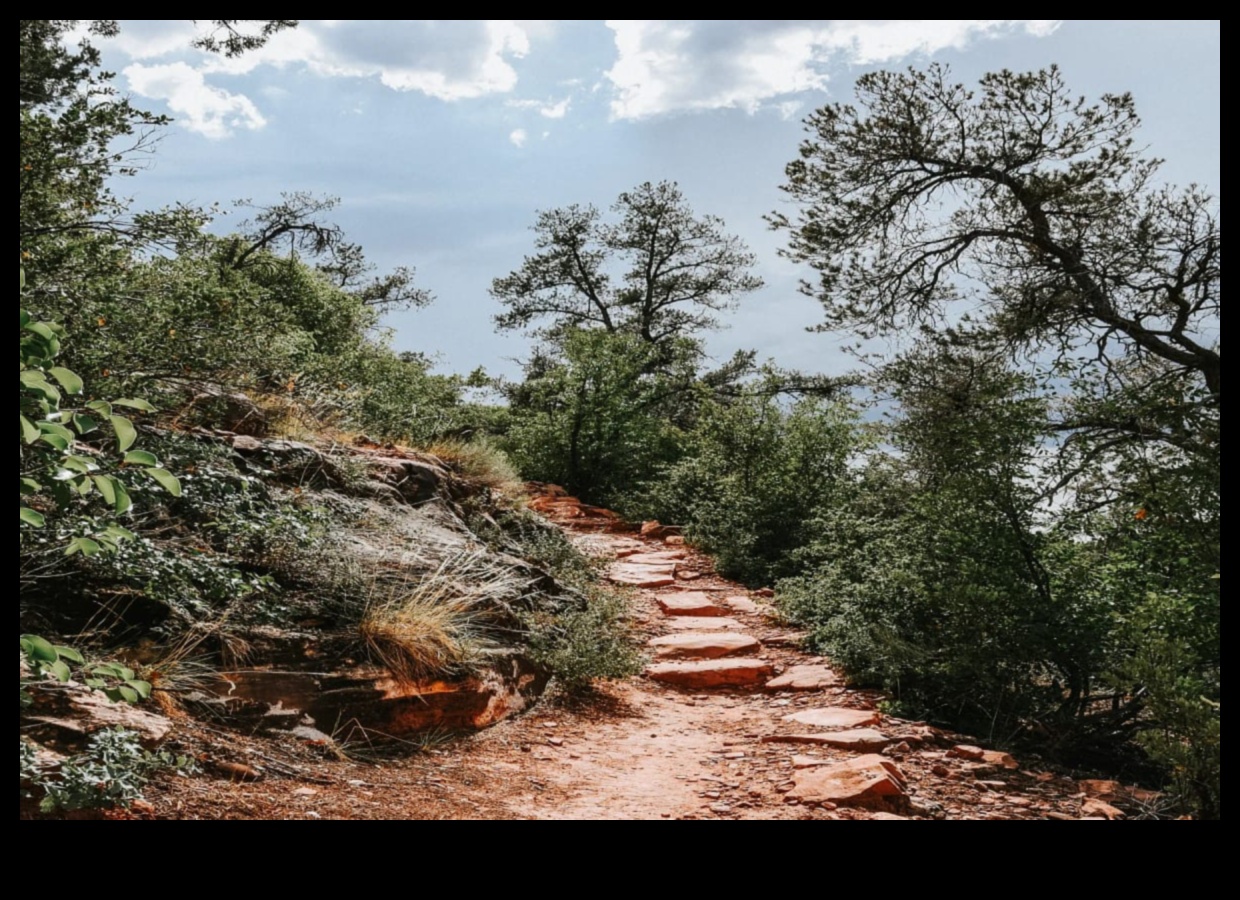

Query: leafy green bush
21;729;196;814
638;383;860;585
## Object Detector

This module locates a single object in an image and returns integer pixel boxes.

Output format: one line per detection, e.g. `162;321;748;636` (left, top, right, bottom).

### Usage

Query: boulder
787;755;908;808
649;633;761;660
646;659;775;690
26;686;174;748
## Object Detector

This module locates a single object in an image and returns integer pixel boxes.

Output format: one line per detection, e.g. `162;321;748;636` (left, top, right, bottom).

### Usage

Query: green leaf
109;415;137;452
38;421;75;443
65;537;102;557
38;433;69;452
123;450;159;467
117;686;140;704
47;367;84;395
54;646;85;664
20;308;30;328
113;480;133;515
125;680;153;700
146;467;182;497
86;400;113;417
20;415;40;444
22;635;59;663
49;660;72;682
19;507;46;527
24;321;57;343
72;413;99;435
92;475;117;507
113;398;156;413
20;477;41;495
102;524;137;542
61;455;95;475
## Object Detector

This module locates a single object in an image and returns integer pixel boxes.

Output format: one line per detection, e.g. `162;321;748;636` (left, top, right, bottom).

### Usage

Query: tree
771;65;1220;455
493;181;763;346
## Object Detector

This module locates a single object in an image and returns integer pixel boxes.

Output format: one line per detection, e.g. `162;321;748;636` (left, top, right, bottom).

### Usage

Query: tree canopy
493;181;763;345
771;65;1220;436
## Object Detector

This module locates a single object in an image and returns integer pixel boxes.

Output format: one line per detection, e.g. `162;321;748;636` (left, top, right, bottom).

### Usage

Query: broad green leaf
38;421;75;442
20;478;41;495
72;413;99;435
93;475;118;507
102;524;137;542
126;680;153;700
54;646;84;664
86;400;113;417
22;635;59;663
109;415;137;452
60;456;95;475
113;480;133;515
20;415;40;444
47;367;84;395
19;506;46;527
114;398;156;413
117;686;140;704
65;537;102;557
24;321;57;343
146;467;182;497
20;308;30;328
123;450;159;467
49;660;72;682
38;433;69;452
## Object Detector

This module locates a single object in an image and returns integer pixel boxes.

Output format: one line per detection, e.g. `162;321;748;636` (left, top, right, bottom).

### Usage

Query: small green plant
525;586;642;694
22;729;197;814
20;635;154;706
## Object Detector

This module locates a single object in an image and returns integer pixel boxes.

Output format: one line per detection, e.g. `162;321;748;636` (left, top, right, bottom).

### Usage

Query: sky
89;20;1220;380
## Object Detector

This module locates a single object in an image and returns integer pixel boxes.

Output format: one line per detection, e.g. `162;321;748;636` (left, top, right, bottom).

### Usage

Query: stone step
761;729;894;751
663;616;744;631
608;562;677;588
783;708;881;730
656;591;728;617
645;659;776;690
648;633;762;661
765;665;840;691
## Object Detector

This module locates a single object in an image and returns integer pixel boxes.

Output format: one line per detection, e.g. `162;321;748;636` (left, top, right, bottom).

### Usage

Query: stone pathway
514;487;1122;821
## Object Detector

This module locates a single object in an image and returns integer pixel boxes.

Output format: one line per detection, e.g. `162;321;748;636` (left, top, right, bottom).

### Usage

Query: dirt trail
153;492;1121;821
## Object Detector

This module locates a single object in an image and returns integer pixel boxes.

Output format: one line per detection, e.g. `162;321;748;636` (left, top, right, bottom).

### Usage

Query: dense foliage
17;20;1220;819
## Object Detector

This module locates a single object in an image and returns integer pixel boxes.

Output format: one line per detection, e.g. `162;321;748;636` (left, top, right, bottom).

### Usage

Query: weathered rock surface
663;616;744;631
646;659;775;690
763;729;893;751
787;755;908;808
25;686;174;748
609;563;677;588
766;665;841;691
784;707;881;730
649;633;762;660
656;592;728;617
724;595;763;615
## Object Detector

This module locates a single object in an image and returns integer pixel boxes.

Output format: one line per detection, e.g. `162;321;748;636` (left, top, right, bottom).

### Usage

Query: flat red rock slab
761;729;893;751
625;551;686;565
656;592;728;617
645;659;775;690
663;617;744;631
787;755;908;806
608;563;677;588
783;707;881;730
649;632;762;660
724;595;764;615
765;665;842;692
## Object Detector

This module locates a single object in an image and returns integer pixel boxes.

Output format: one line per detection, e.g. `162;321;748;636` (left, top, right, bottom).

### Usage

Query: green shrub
22;729;196;814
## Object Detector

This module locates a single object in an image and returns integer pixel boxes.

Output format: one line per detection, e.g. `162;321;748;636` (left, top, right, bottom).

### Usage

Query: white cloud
604;20;1063;120
539;98;571;119
124;62;266;139
509;128;528;147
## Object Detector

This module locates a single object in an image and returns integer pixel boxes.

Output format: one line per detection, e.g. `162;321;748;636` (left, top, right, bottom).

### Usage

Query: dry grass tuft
425;437;524;496
359;550;527;683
